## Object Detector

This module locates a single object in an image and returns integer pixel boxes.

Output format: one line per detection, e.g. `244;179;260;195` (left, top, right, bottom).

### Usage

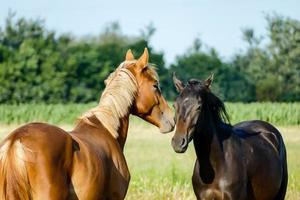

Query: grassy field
0;102;299;126
125;121;300;200
0;103;299;199
0;118;299;199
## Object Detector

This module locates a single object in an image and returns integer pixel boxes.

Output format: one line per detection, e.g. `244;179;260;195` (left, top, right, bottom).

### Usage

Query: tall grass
0;103;95;125
226;102;300;126
0;102;299;126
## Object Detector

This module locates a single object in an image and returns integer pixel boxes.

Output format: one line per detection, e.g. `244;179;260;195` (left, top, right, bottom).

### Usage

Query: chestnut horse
171;74;288;200
0;48;175;200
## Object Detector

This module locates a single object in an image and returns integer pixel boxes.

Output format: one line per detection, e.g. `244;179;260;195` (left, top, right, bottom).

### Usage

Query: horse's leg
106;153;130;200
25;141;73;199
69;153;106;200
192;160;201;200
274;144;288;200
106;171;129;200
27;159;70;200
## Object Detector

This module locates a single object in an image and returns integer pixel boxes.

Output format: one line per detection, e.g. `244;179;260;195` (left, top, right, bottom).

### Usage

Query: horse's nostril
181;138;186;147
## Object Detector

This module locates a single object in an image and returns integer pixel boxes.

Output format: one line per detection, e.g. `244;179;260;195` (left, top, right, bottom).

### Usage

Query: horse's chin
159;126;174;133
159;119;175;133
171;128;195;153
173;145;188;153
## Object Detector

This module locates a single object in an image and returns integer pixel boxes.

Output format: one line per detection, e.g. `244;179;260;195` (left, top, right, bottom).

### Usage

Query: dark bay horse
0;48;175;200
171;74;288;200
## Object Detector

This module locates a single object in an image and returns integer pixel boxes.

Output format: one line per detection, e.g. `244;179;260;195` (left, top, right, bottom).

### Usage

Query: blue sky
1;0;300;64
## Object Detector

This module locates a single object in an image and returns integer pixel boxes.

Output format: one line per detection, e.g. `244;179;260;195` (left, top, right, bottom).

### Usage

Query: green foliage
170;39;255;101
0;15;166;103
171;14;300;102
232;14;300;101
0;13;300;102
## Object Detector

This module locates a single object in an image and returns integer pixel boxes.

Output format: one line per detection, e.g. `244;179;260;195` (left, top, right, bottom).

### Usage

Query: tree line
0;13;299;103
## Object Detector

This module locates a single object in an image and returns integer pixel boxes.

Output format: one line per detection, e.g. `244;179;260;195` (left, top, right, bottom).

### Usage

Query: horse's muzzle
159;114;175;133
171;135;188;153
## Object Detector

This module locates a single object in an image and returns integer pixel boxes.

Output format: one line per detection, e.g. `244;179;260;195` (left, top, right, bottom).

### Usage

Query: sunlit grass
124;120;300;200
0;105;299;199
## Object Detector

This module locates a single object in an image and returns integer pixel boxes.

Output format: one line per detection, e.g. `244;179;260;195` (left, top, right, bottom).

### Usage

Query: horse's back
1;122;74;159
233;120;286;166
3;122;74;164
3;122;72;142
233;120;287;200
234;120;281;136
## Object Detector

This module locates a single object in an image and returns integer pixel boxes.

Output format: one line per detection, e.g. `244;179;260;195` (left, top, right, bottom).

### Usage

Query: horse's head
171;73;213;153
124;48;175;133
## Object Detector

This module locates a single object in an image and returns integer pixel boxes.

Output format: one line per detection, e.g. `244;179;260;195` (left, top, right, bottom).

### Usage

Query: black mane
201;90;230;125
187;79;230;125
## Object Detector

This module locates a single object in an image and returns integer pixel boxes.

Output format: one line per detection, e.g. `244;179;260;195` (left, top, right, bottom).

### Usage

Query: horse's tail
274;133;288;200
0;139;32;200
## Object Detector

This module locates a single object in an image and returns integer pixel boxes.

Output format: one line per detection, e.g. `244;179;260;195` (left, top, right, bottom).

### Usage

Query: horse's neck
194;125;225;165
116;114;130;150
193;114;226;183
76;67;138;150
74;113;130;151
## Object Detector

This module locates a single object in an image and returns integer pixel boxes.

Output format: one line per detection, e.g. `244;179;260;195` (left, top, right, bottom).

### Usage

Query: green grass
0;102;299;126
226;102;300;126
124;122;300;200
124;121;196;200
0;103;96;125
1;120;298;199
0;103;299;199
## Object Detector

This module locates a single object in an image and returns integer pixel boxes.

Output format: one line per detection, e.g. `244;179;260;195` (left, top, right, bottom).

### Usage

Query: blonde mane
80;61;138;138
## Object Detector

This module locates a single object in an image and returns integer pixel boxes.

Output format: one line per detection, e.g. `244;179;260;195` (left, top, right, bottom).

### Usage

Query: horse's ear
136;48;149;70
205;74;214;88
125;49;135;61
173;72;185;93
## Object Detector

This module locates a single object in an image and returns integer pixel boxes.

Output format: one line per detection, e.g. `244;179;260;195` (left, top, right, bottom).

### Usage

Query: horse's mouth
173;140;188;153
